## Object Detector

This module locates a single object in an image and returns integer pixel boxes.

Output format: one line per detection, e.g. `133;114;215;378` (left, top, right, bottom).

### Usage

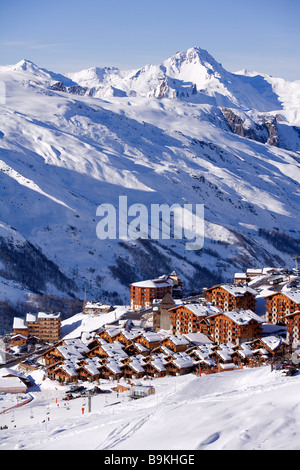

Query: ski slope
0;366;299;450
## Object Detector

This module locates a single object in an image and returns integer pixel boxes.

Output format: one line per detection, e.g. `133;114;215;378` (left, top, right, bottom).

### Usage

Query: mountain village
0;39;300;449
1;261;300;396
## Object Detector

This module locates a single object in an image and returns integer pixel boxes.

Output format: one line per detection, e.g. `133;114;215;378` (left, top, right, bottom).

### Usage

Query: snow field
1;366;300;450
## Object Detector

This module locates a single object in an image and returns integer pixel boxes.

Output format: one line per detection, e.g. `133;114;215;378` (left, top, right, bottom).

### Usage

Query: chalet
9;333;28;348
209;344;234;364
248;335;288;358
191;348;217;373
121;358;145;379
246;269;263;279
135;332;162;350
41;340;68;366
51;361;79;383
130;275;173;310
234;273;250;285
285;310;300;347
231;343;254;366
202;309;263;345
169;302;221;336
143;357;167;378
99;359;122;381
161;335;189;352
12;318;29;338
83;301;115;315
203;284;257;312
165;354;195;376
263;289;300;325
151;345;174;356
85;343;109;359
113;330;140;347
101;342;128;360
124;342;149;357
76;358;101;382
97;328;122;343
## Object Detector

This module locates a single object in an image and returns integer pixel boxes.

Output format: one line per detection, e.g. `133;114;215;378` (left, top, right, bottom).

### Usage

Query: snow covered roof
84;302;114;310
37;311;61;319
127;358;145;373
183;332;214;345
171;353;194;369
104;359;122;375
64;338;89;353
13;317;27;330
151;358;167;372
141;332;163;343
262;288;300;304
221;309;264;325
57;345;84;361
131;276;173;289
171;302;221;317
59;361;78;377
261;335;287;351
26;313;36;322
0;377;27;392
221;284;257;296
167;335;189;346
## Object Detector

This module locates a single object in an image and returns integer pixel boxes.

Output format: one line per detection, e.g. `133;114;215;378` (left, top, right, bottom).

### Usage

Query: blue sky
1;0;299;80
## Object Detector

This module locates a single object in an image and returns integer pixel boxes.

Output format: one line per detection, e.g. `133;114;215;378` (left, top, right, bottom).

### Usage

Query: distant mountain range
0;46;299;316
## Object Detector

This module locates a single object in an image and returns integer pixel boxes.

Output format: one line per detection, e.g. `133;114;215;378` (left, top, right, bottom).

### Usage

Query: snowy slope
0;47;299;305
1;366;300;450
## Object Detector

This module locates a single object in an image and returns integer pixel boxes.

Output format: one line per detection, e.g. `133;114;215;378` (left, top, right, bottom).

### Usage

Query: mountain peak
14;59;40;72
165;46;224;73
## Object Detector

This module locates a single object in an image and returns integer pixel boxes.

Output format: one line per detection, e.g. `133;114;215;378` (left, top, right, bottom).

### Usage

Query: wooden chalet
168;302;221;335
143;358;167;378
161;335;189;352
83;301;115;315
263;290;300;325
165;355;195;376
285;310;300;347
41;340;67;366
99;360;122;381
9;333;28;348
50;362;79;383
121;359;145;379
112;330;140;347
124;341;149;357
150;345;174;356
135;332;162;350
248;335;288;358
201;309;263;345
203;284;257;312
76;361;101;382
85;344;109;359
231;343;255;366
97;328;121;343
12;317;28;338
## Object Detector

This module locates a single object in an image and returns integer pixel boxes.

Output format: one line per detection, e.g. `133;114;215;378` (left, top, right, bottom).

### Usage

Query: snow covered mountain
0;47;299;313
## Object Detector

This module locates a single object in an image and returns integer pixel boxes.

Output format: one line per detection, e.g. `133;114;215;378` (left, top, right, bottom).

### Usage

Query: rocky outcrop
221;107;281;147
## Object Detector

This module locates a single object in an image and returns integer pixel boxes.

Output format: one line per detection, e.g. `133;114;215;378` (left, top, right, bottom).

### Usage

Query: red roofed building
130;275;173;310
